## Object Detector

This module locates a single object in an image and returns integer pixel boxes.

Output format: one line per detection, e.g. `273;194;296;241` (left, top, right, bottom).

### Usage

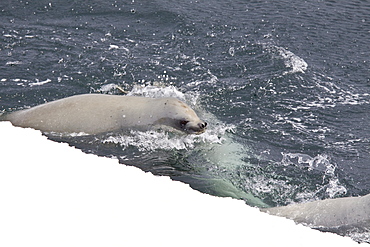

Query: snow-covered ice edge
0;121;366;247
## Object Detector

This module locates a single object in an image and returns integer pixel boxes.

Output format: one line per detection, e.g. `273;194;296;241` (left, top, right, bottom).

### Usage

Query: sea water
1;0;369;243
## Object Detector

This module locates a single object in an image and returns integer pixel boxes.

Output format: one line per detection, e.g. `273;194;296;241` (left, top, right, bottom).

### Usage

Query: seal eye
179;120;189;128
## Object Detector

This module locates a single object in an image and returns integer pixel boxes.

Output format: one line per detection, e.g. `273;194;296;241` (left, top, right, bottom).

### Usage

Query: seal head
153;98;207;134
179;119;207;134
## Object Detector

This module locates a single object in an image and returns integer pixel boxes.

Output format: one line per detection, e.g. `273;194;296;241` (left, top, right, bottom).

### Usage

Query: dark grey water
1;0;370;243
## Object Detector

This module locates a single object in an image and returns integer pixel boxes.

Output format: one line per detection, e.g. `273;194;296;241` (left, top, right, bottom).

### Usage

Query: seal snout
186;121;207;134
198;122;207;130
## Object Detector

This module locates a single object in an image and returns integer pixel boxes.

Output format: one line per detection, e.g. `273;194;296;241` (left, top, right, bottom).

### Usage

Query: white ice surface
0;121;366;247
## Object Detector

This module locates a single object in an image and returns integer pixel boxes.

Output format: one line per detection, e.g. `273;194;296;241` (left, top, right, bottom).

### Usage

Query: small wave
292;73;370;109
108;44;130;53
103;130;195;151
6;61;23;65
95;83;202;107
102;123;233;152
131;84;205;108
127;84;187;100
29;79;52;87
281;153;333;173
262;44;308;74
96;83;119;93
281;152;347;199
233;152;348;206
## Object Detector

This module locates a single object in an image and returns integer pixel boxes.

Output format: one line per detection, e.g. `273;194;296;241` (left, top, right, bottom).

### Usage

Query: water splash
127;84;187;100
262;44;308;74
102;123;233;152
281;152;347;199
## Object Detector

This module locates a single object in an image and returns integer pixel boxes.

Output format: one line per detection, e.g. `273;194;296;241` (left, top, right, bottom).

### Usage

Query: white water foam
102;122;233;152
96;83;119;93
262;44;308;74
127;84;188;100
288;73;370;110
0;78;53;87
5;61;23;65
29;78;52;87
281;152;347;200
97;83;201;106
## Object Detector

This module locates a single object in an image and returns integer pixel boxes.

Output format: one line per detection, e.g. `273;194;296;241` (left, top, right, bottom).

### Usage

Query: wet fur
1;94;207;135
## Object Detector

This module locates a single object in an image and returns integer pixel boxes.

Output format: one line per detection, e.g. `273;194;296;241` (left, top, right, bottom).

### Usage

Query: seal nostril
199;122;207;129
